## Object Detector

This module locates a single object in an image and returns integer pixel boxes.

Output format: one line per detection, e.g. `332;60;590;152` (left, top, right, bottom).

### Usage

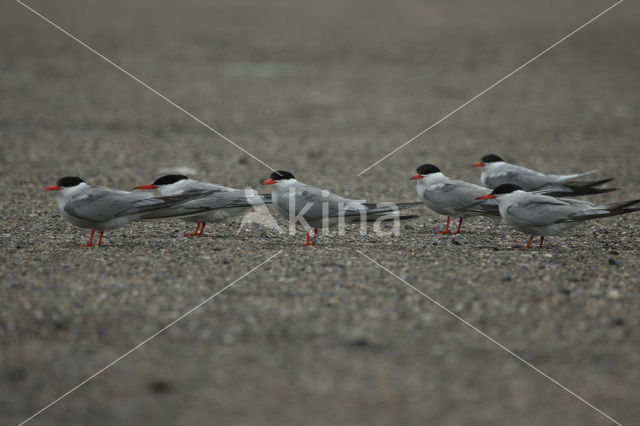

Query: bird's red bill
262;179;276;185
472;162;485;167
45;185;62;191
134;184;158;189
409;174;423;180
476;194;496;200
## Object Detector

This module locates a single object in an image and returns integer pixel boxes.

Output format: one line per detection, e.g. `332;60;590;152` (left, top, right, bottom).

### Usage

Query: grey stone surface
1;0;639;424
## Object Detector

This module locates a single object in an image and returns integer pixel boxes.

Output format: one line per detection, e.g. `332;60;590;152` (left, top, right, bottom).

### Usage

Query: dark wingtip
565;177;615;188
546;187;619;197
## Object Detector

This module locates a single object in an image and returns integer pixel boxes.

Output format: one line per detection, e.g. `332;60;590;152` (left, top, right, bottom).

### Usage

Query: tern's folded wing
64;189;166;222
277;184;366;219
506;197;591;226
176;190;264;210
423;181;497;213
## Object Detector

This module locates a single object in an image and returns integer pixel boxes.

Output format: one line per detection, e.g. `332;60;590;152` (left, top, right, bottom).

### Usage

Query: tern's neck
58;183;88;211
61;182;88;197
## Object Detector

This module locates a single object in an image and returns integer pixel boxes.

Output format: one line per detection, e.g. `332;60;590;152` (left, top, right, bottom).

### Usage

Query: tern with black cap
410;164;499;234
135;175;269;236
473;154;615;196
263;171;419;246
477;183;640;248
46;177;211;246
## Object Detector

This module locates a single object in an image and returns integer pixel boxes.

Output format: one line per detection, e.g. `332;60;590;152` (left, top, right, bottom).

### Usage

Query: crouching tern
410;164;499;234
135;174;269;236
262;171;419;246
46;176;212;246
477;183;640;249
473;154;616;197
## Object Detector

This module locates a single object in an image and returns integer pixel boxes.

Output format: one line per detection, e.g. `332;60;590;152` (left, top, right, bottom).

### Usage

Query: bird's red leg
199;222;207;236
97;230;104;246
521;234;534;250
539;236;545;248
79;229;95;247
438;216;451;234
452;218;463;234
303;229;313;247
312;228;318;246
186;222;201;236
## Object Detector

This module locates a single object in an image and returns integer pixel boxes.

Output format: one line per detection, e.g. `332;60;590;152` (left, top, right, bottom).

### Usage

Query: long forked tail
546;178;617;197
602;198;640;212
342;201;421;222
562;199;640;222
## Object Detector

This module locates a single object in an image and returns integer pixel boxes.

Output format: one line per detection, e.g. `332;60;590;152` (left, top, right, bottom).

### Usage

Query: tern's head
45;176;86;191
262;170;296;186
135;174;188;190
410;164;442;181
473;154;504;168
476;183;523;200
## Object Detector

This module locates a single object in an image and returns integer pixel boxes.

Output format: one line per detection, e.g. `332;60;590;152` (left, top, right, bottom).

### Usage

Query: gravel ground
1;0;639;425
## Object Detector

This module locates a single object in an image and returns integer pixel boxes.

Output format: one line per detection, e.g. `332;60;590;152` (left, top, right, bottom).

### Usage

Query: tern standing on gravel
473;154;615;196
477;183;640;248
262;171;418;246
46;176;210;246
135;175;268;236
410;164;499;234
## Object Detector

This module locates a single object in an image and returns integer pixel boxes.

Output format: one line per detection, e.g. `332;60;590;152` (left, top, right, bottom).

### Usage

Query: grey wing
189;181;235;193
486;170;555;191
178;190;259;210
64;188;165;222
547;170;596;183
178;182;233;197
424;181;491;212
506;197;590;226
279;184;365;219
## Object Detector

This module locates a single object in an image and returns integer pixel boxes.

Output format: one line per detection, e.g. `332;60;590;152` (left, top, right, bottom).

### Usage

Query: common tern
477;183;640;248
262;171;419;246
410;164;499;234
135;175;268;236
46;176;209;246
473;154;616;196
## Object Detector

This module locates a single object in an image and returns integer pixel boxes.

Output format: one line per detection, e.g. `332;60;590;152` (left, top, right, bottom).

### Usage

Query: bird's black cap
416;164;441;175
57;176;85;187
481;154;503;163
270;171;296;180
152;175;188;186
491;183;523;195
